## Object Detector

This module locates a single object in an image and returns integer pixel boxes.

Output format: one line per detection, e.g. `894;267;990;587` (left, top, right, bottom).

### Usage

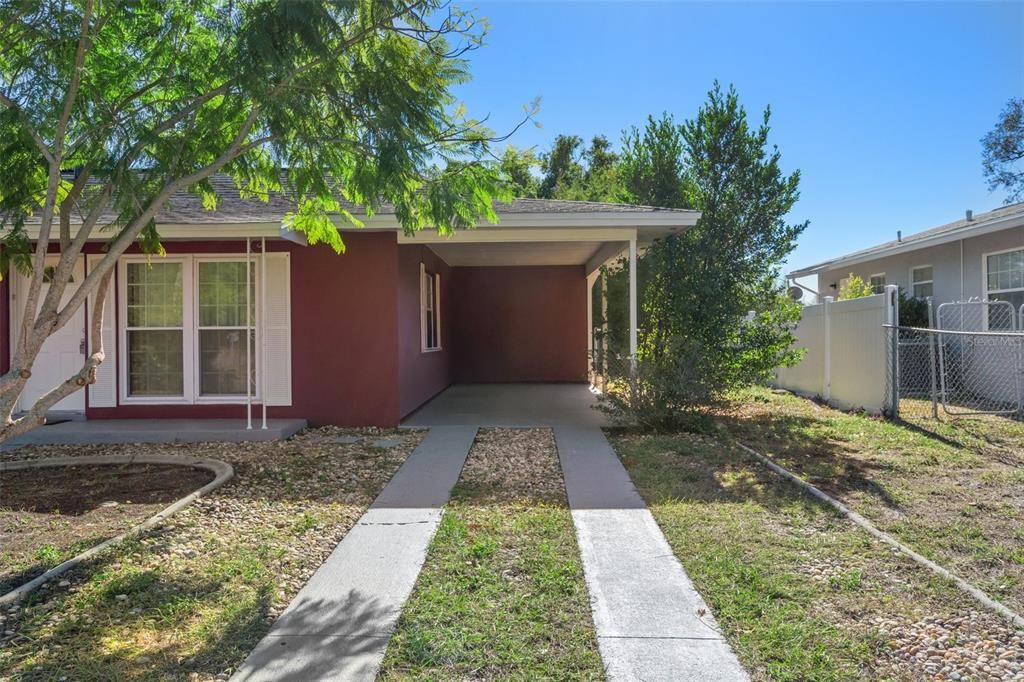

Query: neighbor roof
23;173;696;227
789;202;1024;278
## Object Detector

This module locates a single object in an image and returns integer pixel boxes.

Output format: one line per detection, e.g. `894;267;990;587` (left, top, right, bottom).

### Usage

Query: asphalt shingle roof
791;202;1024;276
26;173;693;226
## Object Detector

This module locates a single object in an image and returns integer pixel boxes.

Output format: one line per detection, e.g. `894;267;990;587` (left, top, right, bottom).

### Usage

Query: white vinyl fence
775;286;897;413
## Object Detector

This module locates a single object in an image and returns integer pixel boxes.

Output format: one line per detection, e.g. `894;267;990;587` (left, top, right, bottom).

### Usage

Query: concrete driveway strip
555;425;749;682
232;426;476;682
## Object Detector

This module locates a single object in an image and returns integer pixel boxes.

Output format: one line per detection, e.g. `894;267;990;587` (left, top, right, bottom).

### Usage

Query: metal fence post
927;297;938;419
886;285;900;420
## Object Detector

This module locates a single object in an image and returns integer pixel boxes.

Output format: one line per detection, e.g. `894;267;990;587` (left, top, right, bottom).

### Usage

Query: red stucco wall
86;233;403;426
448;265;588;383
397;245;452;418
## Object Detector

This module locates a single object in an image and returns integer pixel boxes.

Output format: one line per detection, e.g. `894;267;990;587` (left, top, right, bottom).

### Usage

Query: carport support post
629;235;637;374
586;271;597;382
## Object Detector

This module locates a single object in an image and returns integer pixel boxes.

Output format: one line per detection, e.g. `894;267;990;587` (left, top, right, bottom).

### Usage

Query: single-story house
5;176;698;426
789;202;1024;329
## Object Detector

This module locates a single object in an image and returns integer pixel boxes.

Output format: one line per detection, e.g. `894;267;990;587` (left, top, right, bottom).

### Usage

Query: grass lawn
0;428;420;681
380;428;604;681
715;387;1024;615
611;427;1024;681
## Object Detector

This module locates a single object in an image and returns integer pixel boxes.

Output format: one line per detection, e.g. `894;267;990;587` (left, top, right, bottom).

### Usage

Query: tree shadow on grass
721;412;910;511
9;542;393;682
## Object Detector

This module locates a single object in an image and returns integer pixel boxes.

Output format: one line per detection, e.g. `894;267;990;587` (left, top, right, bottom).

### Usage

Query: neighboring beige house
789;203;1024;329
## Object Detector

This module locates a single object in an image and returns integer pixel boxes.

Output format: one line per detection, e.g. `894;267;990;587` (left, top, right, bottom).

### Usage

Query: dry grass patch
716;387;1024;614
380;428;604;681
612;429;1024;682
0;427;420;681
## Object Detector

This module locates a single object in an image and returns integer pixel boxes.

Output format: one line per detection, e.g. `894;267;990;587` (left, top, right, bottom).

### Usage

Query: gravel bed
871;613;1024;681
0;427;421;680
454;427;565;504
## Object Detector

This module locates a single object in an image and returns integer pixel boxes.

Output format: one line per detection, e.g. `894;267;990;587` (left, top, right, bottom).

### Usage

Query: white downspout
245;237;252;430
628;235;638;373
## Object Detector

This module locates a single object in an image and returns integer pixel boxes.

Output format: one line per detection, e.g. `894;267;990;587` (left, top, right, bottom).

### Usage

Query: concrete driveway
401;383;608;428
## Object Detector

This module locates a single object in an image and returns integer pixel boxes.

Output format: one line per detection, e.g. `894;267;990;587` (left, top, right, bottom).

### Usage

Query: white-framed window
120;255;259;404
984;247;1024;330
420;263;441;352
195;259;256;399
124;260;187;399
910;265;933;299
869;273;886;295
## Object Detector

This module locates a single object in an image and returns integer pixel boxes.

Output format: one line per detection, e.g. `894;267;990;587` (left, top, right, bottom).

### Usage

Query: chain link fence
885;320;1024;420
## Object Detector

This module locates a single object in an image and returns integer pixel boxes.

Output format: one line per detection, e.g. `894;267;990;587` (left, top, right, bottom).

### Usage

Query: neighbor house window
911;265;933;299
197;261;256;396
421;264;441;351
985;248;1024;330
869;273;886;295
125;261;185;396
122;256;259;402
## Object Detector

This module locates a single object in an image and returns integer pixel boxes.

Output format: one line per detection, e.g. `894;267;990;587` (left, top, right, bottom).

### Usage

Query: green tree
601;83;806;427
499;145;541;198
838;274;874;300
619;113;689;208
0;0;532;440
538;134;584;198
981;97;1024;204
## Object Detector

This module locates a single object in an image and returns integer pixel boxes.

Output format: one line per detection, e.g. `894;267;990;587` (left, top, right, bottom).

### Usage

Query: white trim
21;210;701;242
420;263;442;353
119;254;263;406
981;245;1024;330
909;264;934;299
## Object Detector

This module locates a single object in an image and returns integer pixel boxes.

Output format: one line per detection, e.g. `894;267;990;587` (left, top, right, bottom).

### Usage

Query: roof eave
788;211;1024;279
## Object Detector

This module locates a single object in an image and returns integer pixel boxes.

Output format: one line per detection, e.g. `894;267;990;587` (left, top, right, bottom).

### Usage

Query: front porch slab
3;418;307;446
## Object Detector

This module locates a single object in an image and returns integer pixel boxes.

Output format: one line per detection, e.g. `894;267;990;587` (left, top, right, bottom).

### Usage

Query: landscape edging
737;442;1024;629
0;453;234;604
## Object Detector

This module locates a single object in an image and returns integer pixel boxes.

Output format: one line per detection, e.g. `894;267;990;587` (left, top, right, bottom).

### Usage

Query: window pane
989;293;1024;330
913;282;933;299
126;262;182;327
128;330;183;396
199;329;256;395
912;266;932;283
198;262;254;327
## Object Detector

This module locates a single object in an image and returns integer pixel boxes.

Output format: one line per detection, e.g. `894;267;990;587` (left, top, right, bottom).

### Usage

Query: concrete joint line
0;454;233;605
738;442;1024;629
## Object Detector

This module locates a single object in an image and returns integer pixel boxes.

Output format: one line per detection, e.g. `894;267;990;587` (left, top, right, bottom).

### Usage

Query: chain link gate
886;300;1024;419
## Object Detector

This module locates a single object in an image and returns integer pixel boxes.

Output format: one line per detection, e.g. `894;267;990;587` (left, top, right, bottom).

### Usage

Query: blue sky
452;1;1024;273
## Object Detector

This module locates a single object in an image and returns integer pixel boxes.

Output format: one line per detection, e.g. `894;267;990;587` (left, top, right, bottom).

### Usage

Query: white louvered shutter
261;252;292;406
86;255;117;407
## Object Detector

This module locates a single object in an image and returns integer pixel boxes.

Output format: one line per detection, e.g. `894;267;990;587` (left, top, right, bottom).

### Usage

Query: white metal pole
628;236;638;373
245;238;252;430
261;237;267;429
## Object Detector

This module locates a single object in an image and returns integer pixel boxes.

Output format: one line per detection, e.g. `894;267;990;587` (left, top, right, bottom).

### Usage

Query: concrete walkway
232;426;476;682
556;425;749;682
4;418;307;446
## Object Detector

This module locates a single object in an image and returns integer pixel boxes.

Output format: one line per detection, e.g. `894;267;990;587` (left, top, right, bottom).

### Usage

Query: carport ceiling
429;241;612;267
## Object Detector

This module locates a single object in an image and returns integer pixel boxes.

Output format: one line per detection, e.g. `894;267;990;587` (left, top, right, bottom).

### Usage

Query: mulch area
1;463;213;594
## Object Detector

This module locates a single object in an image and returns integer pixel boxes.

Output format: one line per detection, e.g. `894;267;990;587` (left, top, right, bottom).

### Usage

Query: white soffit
428;241;607;267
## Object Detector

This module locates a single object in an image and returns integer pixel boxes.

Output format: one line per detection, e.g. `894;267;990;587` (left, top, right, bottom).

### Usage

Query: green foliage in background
838;274;874;300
